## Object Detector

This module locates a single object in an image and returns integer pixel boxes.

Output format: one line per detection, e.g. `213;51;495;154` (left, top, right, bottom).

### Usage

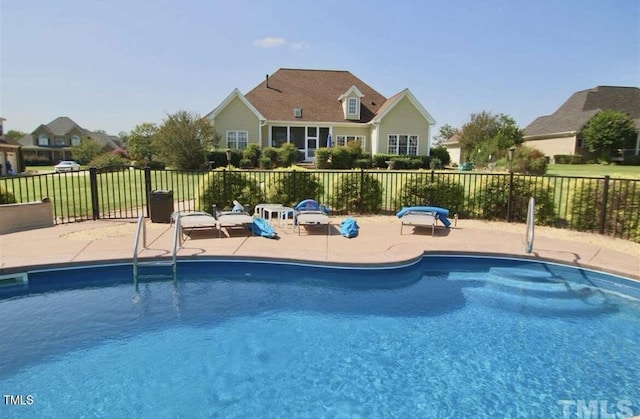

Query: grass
547;164;640;179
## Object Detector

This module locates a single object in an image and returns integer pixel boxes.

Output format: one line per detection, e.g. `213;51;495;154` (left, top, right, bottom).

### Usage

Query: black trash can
149;190;174;223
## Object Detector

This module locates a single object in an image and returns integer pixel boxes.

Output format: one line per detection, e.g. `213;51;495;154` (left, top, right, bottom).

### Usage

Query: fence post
359;168;365;213
598;175;610;235
222;168;227;205
89;167;100;220
144;167;152;218
430;169;435;183
506;172;514;222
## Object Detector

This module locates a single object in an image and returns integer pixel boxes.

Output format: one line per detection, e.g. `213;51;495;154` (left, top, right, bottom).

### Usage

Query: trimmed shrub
397;175;465;216
206;149;242;168
554;154;583;164
242;144;261;168
330;146;354;169
354;158;371;169
314;148;331;169
391;158;423;170
239;158;252;169
474;177;556;225
372;154;394;169
512;146;548;175
197;169;264;213
259;156;274;169
430;145;451;166
329;171;382;214
265;169;324;207
569;178;640;242
430;157;442;170
278;143;298;167
261;147;279;167
0;187;17;204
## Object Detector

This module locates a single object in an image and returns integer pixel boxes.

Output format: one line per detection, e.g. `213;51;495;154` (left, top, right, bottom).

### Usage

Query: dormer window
338;85;364;121
347;97;358;115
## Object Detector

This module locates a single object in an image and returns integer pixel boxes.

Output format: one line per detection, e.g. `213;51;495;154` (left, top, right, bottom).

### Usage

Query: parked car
54;161;81;173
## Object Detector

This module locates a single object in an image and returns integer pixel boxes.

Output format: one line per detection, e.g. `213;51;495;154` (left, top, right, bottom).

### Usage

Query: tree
458;111;523;164
432;124;459;145
5;129;26;141
153;111;214;170
72;137;102;164
127;122;158;164
580;110;638;161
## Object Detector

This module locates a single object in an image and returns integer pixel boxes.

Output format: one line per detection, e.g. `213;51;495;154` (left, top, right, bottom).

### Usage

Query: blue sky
1;0;639;137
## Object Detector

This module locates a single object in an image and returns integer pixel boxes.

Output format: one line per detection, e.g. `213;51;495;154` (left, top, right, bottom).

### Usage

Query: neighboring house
441;133;462;166
0;117;22;175
206;68;436;162
18;116;123;164
523;86;640;162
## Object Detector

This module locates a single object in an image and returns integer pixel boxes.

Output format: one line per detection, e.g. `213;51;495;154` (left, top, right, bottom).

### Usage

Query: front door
305;127;318;161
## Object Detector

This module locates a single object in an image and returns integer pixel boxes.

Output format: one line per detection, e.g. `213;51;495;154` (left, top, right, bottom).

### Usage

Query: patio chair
215;201;254;237
294;199;331;235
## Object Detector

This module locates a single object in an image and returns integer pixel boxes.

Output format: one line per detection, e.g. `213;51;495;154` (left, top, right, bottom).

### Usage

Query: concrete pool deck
0;216;638;280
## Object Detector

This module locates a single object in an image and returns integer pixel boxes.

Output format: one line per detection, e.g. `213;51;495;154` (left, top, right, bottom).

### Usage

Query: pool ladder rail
524;197;535;254
0;272;29;291
132;214;180;286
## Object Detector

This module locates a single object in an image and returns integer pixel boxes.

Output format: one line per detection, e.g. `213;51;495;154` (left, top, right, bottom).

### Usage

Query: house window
38;134;49;146
71;135;81;146
576;137;584;148
347;97;358;115
335;135;366;148
388;134;418;155
226;131;248;150
55;137;66;146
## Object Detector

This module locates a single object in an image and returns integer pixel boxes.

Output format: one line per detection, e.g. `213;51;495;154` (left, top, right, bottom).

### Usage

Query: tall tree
5;129;26;141
127;123;158;164
458;111;522;163
153;111;214;170
72;137;103;164
580;110;638;161
432;124;459;145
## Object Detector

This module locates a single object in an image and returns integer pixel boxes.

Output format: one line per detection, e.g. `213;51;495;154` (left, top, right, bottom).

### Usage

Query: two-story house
18;116;123;164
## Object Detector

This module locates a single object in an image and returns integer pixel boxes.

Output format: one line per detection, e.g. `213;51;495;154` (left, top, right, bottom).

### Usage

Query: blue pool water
1;256;639;418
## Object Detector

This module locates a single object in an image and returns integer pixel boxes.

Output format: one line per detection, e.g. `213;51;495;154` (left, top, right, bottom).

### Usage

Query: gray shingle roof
524;86;640;137
244;68;388;123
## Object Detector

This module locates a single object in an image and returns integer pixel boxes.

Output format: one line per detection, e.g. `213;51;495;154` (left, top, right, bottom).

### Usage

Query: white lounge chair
399;210;437;236
294;199;330;235
216;201;254;237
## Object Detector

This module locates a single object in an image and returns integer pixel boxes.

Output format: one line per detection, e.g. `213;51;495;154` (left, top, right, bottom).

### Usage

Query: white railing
132;214;147;283
524;197;535;254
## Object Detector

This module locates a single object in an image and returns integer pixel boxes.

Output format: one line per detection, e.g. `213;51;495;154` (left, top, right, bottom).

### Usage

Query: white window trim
71;135;81;146
387;134;419;155
335;135;366;148
347;97;358;115
226;130;248;150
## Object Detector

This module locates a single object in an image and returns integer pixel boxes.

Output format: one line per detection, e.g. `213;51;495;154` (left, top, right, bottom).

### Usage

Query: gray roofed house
523;86;640;162
205;68;436;162
18;116;123;164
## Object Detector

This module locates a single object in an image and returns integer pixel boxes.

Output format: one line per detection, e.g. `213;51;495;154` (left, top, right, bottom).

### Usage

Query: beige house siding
525;135;577;161
377;97;430;155
212;97;261;146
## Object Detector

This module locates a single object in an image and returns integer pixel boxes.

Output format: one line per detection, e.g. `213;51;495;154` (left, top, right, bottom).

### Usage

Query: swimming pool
1;256;639;418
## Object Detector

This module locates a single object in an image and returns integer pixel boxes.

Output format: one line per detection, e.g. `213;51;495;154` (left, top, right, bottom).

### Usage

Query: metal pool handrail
524;197;535;254
133;214;147;283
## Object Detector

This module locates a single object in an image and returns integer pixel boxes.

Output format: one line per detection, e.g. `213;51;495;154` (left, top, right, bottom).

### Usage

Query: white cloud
289;41;309;49
254;37;286;48
254;37;309;49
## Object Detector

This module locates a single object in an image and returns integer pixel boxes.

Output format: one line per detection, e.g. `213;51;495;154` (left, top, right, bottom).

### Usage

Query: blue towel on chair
396;206;452;228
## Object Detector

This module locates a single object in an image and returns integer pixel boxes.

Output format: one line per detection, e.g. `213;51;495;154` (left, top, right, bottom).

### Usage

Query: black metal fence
1;167;639;242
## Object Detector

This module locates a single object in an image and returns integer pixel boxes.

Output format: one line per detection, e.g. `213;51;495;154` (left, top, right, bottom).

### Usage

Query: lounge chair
294;199;330;235
172;211;218;242
215;201;254;237
396;206;452;236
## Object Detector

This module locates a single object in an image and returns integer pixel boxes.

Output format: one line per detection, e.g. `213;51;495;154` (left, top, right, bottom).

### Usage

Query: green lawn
547;164;640;179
